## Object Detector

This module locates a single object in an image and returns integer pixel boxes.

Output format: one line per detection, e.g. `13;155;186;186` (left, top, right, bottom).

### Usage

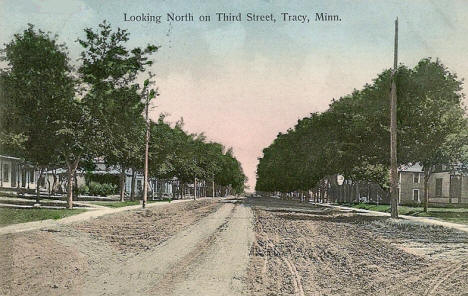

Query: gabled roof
399;162;468;174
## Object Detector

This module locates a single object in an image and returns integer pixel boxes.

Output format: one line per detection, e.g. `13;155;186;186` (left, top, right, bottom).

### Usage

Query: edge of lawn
0;207;87;227
339;203;468;225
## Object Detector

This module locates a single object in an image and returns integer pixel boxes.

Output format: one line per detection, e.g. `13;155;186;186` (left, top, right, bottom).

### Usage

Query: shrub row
77;182;117;196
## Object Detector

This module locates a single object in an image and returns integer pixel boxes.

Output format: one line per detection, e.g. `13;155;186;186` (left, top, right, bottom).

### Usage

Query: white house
0;155;37;192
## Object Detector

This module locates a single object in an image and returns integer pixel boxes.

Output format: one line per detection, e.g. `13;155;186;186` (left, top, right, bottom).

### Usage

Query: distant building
1;155;206;199
398;164;468;205
316;163;468;206
323;174;389;204
41;158;174;198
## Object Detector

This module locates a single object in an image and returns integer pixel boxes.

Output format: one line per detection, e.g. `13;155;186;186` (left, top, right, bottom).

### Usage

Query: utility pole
142;91;150;209
194;177;197;200
390;18;399;218
142;76;157;209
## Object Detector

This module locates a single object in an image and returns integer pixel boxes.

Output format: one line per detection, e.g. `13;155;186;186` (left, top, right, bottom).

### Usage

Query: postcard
1;1;467;295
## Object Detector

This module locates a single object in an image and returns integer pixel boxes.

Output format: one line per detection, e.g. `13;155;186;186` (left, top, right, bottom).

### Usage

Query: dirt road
245;198;468;296
1;199;254;296
1;197;467;296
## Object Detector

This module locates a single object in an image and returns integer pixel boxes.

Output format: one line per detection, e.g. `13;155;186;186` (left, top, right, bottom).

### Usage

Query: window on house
436;178;443;197
3;164;9;182
413;173;420;184
413;189;419;202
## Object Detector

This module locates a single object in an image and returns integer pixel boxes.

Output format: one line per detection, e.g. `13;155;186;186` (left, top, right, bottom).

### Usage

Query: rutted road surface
1;199;255;296
80;200;254;295
245;198;468;296
2;197;468;296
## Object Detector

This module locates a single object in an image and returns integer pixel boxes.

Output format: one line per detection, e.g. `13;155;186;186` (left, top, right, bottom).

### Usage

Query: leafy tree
401;59;466;211
256;58;467;208
1;24;75;202
216;148;246;195
77;21;158;201
147;116;245;198
55;100;101;208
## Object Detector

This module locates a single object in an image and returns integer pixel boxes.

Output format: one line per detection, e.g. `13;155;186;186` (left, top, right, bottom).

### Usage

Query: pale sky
1;0;468;189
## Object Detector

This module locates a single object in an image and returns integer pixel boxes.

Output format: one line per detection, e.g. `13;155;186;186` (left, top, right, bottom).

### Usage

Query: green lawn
90;199;171;208
346;203;468;225
0;208;87;227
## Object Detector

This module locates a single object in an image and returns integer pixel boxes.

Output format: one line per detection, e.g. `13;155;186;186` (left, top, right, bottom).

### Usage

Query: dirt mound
74;199;221;254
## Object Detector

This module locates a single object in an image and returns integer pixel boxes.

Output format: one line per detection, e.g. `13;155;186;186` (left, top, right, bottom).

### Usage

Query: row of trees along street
0;22;246;209
256;58;468;212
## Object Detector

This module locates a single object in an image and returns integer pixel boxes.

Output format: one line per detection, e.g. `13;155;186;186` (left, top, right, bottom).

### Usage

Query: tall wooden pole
390;18;399;218
142;92;150;209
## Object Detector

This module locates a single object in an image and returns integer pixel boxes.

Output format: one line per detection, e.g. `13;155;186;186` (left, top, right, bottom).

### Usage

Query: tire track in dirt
424;262;465;296
152;205;237;294
79;202;236;295
78;201;255;296
250;218;307;296
166;203;255;296
283;257;305;296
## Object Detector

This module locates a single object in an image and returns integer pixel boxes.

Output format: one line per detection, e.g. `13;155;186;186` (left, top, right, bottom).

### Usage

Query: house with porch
0;155;37;192
41;158;175;198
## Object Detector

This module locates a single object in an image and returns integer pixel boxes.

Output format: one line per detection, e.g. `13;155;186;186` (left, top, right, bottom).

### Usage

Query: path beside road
0;199;193;235
311;202;468;233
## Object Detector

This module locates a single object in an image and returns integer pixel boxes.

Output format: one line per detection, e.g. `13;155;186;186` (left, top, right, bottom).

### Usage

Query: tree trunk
66;159;79;210
171;181;176;200
194;177;197;200
47;176;51;198
423;167;431;213
130;169;136;201
35;168;44;204
119;165;126;202
73;170;78;201
67;167;73;209
355;183;360;203
51;170;57;196
158;179;163;199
